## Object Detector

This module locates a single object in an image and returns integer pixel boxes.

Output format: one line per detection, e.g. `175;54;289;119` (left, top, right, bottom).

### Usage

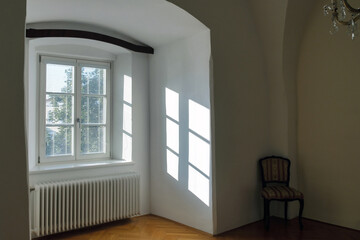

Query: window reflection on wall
122;75;132;161
165;88;179;181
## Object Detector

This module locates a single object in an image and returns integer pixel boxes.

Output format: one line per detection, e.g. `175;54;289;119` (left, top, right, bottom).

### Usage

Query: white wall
249;0;313;219
26;40;151;229
0;1;30;239
297;0;360;230
149;30;213;233
168;0;270;234
250;0;291;219
112;53;131;160
131;52;150;216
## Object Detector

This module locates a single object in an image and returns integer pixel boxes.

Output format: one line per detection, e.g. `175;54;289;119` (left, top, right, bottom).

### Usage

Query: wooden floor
37;215;360;240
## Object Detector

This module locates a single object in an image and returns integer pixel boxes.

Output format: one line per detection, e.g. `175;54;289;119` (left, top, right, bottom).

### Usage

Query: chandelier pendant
324;0;360;39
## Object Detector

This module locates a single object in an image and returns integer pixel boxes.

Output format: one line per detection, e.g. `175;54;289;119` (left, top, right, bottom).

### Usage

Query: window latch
76;118;81;128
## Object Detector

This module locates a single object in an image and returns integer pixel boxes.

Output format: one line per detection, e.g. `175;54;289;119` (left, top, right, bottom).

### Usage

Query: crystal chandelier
324;0;360;39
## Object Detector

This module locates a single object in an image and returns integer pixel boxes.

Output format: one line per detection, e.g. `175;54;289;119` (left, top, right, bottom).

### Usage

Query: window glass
46;126;73;156
80;126;105;154
46;64;74;93
46;94;73;124
81;67;106;95
81;96;105;124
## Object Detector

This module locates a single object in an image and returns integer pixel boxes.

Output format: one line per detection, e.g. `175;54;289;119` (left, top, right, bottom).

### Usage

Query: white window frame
39;55;111;163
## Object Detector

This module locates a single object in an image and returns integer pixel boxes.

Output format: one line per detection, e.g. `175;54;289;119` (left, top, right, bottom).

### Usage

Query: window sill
29;159;134;175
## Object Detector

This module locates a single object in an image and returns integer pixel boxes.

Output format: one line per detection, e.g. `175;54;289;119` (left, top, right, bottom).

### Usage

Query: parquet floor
37;215;360;240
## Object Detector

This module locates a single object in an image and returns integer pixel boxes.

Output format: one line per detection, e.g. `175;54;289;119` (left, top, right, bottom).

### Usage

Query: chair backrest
259;156;290;188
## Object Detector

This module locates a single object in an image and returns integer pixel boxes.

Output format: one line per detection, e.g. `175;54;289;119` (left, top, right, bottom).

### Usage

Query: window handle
76;118;81;128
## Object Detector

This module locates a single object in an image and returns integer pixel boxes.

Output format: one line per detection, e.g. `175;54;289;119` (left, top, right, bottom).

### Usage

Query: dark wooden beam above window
26;28;154;54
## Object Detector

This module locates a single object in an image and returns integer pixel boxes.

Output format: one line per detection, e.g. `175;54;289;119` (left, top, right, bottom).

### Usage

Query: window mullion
39;60;47;163
106;66;111;158
75;61;82;160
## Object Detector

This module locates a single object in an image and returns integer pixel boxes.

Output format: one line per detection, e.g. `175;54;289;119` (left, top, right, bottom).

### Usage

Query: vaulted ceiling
26;0;208;47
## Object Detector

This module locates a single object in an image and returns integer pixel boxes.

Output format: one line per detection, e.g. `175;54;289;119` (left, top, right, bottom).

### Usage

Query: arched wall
297;0;360;230
251;0;313;219
0;0;279;238
6;0;359;238
168;0;315;234
149;29;213;233
168;0;271;234
250;0;312;221
26;0;214;235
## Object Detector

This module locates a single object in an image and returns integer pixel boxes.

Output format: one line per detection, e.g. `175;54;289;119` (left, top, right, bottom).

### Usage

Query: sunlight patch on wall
188;165;210;206
123;104;132;134
189;132;210;176
122;75;132;161
189;100;210;141
187;100;210;206
167;149;179;181
123;75;132;104
166;88;179;121
166;119;179;153
165;88;180;181
122;132;132;161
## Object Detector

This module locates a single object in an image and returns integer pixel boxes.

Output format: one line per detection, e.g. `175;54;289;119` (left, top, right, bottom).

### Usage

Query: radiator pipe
30;187;35;192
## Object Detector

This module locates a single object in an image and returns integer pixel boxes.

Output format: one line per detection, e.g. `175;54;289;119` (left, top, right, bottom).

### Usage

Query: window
39;56;110;163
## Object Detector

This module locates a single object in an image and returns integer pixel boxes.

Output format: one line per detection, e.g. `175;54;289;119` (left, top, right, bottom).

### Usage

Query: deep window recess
39;56;111;163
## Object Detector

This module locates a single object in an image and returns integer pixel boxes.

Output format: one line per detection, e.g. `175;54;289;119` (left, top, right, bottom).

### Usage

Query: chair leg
264;199;270;230
284;201;288;223
299;199;304;230
263;199;266;222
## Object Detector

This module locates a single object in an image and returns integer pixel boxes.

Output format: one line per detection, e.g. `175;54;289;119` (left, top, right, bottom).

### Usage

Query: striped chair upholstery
262;186;304;200
261;157;289;183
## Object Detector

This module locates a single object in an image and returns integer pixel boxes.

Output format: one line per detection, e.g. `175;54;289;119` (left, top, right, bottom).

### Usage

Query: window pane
46;64;74;93
81;67;106;95
46;94;73;124
81;96;105;124
81;126;105;154
46;126;73;157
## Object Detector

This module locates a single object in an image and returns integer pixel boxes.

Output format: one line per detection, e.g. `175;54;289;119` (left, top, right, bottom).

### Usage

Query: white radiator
31;173;140;238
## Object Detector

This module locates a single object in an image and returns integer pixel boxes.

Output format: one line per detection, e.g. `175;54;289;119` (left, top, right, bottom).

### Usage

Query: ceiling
26;0;208;47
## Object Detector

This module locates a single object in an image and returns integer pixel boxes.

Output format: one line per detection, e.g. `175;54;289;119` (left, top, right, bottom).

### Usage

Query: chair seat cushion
261;186;304;200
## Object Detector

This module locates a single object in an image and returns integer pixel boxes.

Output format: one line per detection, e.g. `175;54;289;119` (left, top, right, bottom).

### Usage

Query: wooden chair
259;156;304;230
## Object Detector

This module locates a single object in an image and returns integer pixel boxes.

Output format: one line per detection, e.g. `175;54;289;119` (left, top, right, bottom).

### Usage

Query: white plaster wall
249;0;312;220
0;1;30;239
250;0;291;219
297;0;360;230
167;0;270;234
112;53;131;160
149;30;212;233
131;52;150;216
